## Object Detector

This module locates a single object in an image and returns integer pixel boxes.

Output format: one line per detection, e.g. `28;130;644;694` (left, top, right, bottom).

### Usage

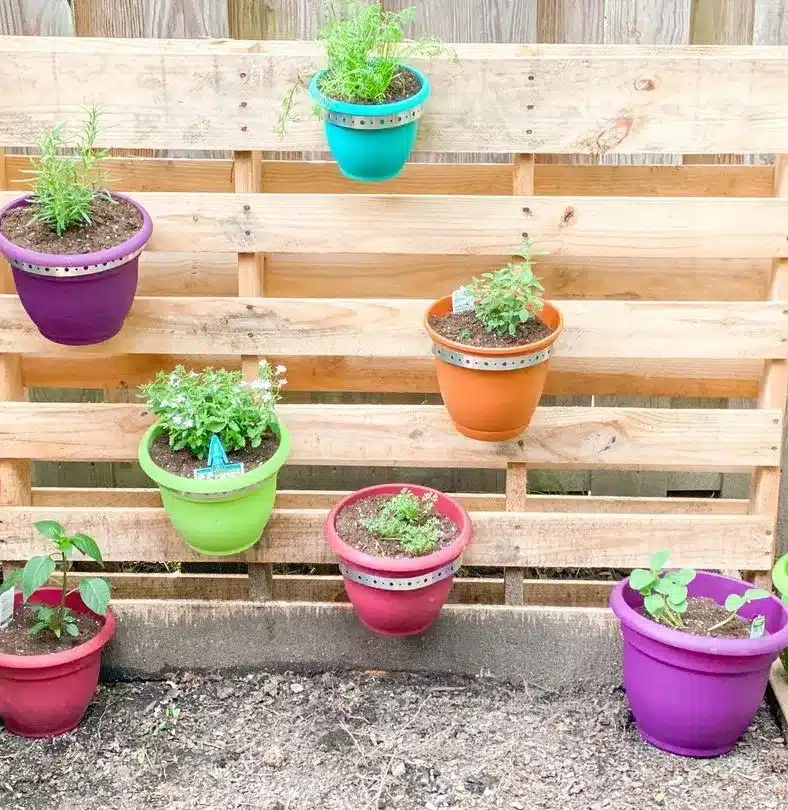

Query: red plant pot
0;587;116;738
324;484;473;636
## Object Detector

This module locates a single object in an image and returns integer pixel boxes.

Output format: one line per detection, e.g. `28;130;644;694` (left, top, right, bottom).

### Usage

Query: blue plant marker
193;435;244;481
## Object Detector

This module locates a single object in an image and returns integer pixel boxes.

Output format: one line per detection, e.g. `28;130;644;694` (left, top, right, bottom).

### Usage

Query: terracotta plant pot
324;484;472;636
0;193;152;346
0;587;116;738
425;297;563;441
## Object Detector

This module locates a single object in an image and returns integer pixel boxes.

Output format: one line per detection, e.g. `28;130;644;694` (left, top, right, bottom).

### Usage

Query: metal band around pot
432;344;553;371
320;105;424;131
338;557;462;591
9;246;145;278
161;478;266;502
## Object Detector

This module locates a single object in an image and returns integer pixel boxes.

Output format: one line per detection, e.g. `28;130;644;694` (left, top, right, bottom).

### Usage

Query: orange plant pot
425;297;563;442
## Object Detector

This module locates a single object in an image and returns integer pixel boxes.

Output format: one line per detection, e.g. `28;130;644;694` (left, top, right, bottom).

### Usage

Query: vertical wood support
503;154;536;605
0;147;32;583
750;156;788;581
234;150;274;602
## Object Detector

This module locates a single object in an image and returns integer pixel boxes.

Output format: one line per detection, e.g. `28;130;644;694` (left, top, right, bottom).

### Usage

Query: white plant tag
451;286;474;314
0;587;14;629
750;615;765;639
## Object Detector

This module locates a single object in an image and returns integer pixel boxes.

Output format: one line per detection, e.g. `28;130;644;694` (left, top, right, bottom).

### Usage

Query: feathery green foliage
26;107;111;237
361;489;441;556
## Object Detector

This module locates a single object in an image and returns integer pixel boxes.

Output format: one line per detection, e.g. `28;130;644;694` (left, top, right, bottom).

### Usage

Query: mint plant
141;362;286;460
361;490;441;556
466;239;546;337
628;550;696;629
0;521;110;639
707;588;771;634
25;107;111;236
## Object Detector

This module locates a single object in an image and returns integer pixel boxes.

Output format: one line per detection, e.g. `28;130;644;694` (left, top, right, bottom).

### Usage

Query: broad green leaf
672;600;688;614
649;550;671;574
725;593;745;612
0;568;21;596
629;569;656;592
70;533;104;565
666;584;688;606
65;622;80;638
78;578;110;616
675;568;696;586
644;593;666;617
28;621;48;636
33;605;54;621
744;588;770;602
21;556;56;601
34;520;65;540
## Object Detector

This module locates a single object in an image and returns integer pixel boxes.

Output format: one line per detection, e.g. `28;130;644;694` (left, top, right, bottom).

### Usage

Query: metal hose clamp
432;344;553;371
10;246;145;278
321;104;424;131
338;557;462;591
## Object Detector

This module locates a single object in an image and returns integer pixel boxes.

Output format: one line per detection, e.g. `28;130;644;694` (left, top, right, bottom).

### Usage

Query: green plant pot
774;555;788;671
138;421;292;557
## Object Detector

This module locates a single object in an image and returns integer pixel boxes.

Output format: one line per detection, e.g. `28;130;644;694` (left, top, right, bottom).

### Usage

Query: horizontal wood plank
1;403;780;470
0;507;773;569
2;297;785;360
1;39;787;153
2;192;786;257
6;156;773;198
30;487;750;514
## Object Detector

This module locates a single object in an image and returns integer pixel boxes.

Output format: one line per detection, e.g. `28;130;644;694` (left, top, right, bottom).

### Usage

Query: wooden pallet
0;37;787;614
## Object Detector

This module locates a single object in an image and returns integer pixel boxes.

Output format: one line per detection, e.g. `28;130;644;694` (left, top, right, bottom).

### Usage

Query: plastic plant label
750;615;766;639
0;587;13;629
451;286;474;314
193;434;245;481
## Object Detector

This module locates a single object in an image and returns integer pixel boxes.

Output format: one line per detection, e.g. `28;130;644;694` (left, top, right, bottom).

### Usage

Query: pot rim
324;483;472;574
309;65;431;116
138;419;292;495
610;570;788;657
0;587;116;670
0;192;153;268
425;296;564;357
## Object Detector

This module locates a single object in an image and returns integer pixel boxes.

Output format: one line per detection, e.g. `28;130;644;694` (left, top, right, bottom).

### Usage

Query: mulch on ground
1;670;786;810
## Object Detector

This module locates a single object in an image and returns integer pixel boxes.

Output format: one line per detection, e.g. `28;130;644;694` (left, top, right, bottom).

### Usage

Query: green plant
25;107;111;236
628;550;695;629
456;328;472;342
0;521;110;639
317;2;443;103
466;239;546;337
706;588;771;635
140;362;286;460
361;489;441;555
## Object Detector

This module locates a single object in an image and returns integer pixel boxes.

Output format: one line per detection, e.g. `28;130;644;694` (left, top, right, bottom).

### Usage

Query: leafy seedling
361;489;441;556
0;520;110;640
456;328;472;342
628;550;696;629
707;588;771;635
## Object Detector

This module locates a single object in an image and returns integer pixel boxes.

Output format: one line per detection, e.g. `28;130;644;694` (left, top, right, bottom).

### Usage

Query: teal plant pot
138;421;291;557
309;66;430;182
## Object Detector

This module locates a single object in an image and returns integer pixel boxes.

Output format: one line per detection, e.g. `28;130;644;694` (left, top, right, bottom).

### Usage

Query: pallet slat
0;403;780;469
1;40;787;152
0;508;773;569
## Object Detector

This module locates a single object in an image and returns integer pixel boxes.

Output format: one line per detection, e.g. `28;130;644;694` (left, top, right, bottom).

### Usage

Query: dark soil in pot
0;195;142;254
639;596;762;640
429;310;553;348
149;431;280;478
318;67;421;104
335;494;460;558
0;604;101;656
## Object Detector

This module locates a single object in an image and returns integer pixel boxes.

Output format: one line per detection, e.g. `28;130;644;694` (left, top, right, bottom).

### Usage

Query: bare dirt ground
1;671;787;810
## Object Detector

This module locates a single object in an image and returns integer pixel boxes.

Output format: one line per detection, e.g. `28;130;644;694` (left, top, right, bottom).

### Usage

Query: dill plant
25;107;111;237
466;239;546;337
361;490;441;556
141;362;287;461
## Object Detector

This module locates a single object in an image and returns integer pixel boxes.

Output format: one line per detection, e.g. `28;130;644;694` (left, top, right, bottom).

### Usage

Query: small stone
391;761;406;778
216;685;234;701
262;745;286;769
290;683;304;694
262;678;278;696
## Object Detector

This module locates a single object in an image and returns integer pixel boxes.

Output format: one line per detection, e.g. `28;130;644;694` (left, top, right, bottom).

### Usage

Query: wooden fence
0;34;786;609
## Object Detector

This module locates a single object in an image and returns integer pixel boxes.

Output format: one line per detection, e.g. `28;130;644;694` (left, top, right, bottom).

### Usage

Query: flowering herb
361;490;441;556
140;362;286;460
0;521;109;640
466;239;546;337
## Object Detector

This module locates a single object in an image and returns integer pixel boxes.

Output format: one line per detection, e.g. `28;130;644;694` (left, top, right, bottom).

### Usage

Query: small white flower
278;378;288;388
258;360;270;370
275;364;287;375
168;373;181;386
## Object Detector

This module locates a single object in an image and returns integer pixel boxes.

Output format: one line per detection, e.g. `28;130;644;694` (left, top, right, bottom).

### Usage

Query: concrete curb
103;600;621;689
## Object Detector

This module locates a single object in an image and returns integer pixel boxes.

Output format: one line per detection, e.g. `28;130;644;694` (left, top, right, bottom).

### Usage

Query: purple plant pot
0;194;152;346
610;570;788;758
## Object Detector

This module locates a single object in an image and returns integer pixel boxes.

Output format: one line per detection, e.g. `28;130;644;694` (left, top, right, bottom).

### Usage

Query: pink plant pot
0;587;116;738
324;484;473;636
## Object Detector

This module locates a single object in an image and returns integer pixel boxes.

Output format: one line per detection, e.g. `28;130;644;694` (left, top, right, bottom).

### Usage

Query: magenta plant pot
324;484;472;636
0;194;152;346
0;587;116;738
610;570;788;757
